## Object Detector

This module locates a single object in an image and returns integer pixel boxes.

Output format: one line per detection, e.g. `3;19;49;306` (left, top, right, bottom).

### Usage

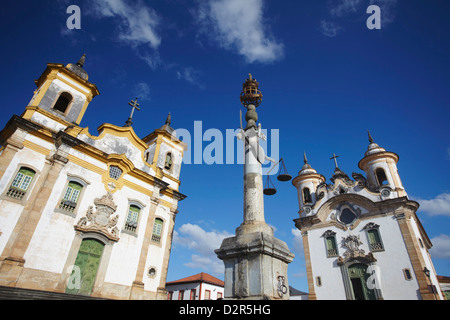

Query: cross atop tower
330;153;340;170
124;97;140;127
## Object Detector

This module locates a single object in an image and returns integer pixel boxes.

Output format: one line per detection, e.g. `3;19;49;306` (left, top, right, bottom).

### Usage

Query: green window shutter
368;230;380;244
368;229;383;251
326;237;336;250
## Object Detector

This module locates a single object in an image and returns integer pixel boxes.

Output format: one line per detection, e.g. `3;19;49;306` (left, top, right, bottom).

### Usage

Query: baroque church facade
292;135;444;300
0;56;186;299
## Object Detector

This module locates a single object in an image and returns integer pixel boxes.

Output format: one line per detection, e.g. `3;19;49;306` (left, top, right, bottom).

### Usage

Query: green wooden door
66;239;105;296
348;263;376;300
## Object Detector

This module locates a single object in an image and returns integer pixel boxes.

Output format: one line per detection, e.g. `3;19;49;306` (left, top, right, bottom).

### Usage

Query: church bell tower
23;54;100;128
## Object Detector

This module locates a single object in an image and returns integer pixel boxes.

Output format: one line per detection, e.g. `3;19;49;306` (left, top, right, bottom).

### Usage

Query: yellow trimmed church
0;55;187;299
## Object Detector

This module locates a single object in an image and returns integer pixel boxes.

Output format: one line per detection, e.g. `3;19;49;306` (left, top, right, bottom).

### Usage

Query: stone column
215;112;294;300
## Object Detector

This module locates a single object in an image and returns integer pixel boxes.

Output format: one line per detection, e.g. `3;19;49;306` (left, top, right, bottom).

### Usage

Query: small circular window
339;208;357;225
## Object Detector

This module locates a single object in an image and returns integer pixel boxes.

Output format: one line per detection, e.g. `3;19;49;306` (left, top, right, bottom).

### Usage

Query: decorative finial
368;130;374;144
240;73;262;108
124;97;140;127
77;54;86;68
303;152;308;164
165;112;171;126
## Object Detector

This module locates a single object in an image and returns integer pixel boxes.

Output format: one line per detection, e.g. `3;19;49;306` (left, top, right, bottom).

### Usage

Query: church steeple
24;55;99;127
358;131;406;196
292;153;326;215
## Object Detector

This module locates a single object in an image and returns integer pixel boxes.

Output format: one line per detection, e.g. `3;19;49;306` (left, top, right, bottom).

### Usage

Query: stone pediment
75;192;120;242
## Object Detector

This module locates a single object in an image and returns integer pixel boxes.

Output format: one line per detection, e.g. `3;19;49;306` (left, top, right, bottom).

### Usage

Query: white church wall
309;213;424;300
361;215;419;300
144;205;171;292
307;227;347;300
0;145;48;260
23;160;105;274
103;185;151;286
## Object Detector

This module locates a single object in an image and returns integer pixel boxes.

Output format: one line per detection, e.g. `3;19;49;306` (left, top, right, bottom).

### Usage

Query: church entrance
348;263;376;300
66;239;105;296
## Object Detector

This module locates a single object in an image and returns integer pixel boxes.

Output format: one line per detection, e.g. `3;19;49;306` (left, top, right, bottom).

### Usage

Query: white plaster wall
24;160;104;274
310;214;421;300
30;111;68;133
308;227;347;300
166;282;224;300
0;146;48;256
78;133;147;171
166;282;200;300
202;282;224;300
103;185;151;286
143;205;171;292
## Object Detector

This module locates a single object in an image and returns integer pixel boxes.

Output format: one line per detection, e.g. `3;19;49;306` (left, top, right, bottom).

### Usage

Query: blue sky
1;0;449;293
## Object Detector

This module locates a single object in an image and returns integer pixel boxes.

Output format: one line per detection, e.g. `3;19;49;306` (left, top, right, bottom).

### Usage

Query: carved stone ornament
337;234;376;265
75;192;120;242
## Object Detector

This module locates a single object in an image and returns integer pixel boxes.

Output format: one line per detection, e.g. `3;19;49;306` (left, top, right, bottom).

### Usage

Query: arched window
164;153;173;171
302;187;312;204
53;92;73;113
125;205;141;233
152;218;164;243
59;181;84;213
375;168;388;186
7;167;36;200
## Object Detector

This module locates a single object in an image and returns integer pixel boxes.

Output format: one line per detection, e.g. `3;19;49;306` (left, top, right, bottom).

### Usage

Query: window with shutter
152;218;163;243
368;229;384;251
7;167;36;200
60;181;83;212
326;236;338;257
125;205;141;233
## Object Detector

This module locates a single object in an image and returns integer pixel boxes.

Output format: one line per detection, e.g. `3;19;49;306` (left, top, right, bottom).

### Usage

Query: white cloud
429;234;450;260
414;193;450;217
291;228;304;256
322;0;398;36
176;67;205;90
184;254;224;275
132;82;151;101
329;0;363;17
173;223;233;276
92;0;161;49
320;20;342;37
369;0;398;25
91;0;162;69
195;0;284;64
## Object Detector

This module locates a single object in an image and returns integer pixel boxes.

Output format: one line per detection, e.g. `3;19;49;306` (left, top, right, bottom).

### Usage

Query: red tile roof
166;273;224;287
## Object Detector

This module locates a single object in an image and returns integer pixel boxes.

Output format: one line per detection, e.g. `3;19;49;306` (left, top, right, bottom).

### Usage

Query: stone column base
215;228;294;300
